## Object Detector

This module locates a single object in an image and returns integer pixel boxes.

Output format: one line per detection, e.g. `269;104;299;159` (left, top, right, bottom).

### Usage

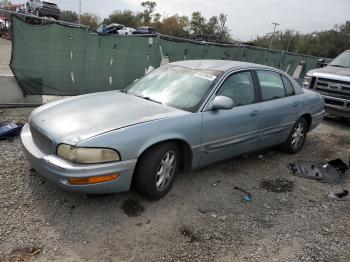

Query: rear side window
281;75;296;96
257;70;285;101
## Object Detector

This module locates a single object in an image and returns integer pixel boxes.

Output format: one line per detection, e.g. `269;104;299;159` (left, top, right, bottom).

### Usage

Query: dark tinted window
217;71;256;106
281;75;295;96
257;70;285;101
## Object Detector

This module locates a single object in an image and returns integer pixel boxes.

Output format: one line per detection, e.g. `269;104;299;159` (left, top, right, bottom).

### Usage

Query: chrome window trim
198;66;299;112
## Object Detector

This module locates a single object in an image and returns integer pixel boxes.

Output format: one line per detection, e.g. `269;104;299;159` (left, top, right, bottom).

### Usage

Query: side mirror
212;96;234;110
317;58;328;68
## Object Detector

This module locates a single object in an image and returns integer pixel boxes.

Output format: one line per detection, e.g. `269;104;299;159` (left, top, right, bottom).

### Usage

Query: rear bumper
20;124;136;194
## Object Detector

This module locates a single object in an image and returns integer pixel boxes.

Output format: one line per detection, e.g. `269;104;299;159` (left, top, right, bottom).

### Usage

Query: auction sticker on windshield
194;72;217;81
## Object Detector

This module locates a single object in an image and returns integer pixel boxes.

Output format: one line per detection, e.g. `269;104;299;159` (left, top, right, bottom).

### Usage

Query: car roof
171;59;273;72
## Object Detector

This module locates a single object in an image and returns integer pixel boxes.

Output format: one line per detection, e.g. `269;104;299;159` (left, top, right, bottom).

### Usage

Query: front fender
78;113;203;168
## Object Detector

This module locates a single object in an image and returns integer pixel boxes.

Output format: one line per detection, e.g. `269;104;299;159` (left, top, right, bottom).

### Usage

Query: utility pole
78;0;81;24
269;22;280;49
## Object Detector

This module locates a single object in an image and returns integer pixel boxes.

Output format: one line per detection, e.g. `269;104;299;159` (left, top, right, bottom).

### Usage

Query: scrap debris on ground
289;158;348;184
0;108;350;262
0;121;23;139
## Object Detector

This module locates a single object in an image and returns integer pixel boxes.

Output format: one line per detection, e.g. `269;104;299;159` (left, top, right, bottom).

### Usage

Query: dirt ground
0;107;350;262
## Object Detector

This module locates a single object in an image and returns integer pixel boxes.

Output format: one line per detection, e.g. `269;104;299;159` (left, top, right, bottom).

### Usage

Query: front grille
314;77;350;100
324;98;345;107
30;124;54;154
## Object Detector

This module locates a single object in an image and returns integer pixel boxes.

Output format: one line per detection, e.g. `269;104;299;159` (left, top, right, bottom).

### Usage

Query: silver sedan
21;60;325;199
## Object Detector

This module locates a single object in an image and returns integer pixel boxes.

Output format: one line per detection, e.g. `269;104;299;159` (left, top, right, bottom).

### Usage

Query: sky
10;0;350;41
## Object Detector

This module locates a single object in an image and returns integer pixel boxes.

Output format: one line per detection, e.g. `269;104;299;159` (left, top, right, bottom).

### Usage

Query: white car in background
118;27;136;35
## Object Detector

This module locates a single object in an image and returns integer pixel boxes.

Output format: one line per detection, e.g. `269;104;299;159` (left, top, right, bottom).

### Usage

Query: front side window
217;71;256;107
257;70;285;101
126;65;222;112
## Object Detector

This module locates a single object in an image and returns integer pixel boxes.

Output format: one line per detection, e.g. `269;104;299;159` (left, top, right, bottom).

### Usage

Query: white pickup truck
304;50;350;119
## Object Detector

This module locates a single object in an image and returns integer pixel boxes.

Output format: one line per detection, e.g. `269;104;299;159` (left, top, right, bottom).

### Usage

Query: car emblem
328;83;342;90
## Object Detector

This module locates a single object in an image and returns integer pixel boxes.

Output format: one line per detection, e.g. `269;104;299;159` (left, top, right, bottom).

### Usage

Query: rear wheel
134;142;181;199
281;117;308;154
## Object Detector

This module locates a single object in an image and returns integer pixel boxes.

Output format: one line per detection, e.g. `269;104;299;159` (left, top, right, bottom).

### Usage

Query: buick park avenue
21;60;325;199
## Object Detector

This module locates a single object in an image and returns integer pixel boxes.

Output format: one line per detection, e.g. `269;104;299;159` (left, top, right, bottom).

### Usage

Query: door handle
294;102;301;107
249;110;260;117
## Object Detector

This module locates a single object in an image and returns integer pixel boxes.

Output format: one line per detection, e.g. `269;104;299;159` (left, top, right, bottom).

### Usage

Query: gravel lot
0;107;350;262
0;38;12;75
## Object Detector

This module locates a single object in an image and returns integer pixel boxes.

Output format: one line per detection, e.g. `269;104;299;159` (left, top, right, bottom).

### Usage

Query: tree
218;14;230;42
155;15;189;37
190;11;206;35
103;10;139;28
204;16;219;36
153;12;162;23
140;1;156;25
254;29;300;52
80;13;100;30
60;10;79;23
178;16;190;33
252;20;350;57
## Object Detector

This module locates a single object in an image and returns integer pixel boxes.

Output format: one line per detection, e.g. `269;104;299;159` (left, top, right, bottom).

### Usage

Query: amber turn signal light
68;173;120;185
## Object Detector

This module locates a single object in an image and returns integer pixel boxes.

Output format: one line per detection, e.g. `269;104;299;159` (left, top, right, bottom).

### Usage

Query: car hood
308;65;350;78
42;0;56;4
30;91;189;145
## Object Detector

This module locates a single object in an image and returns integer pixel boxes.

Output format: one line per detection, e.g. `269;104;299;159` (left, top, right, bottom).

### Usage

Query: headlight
57;144;120;164
303;75;311;88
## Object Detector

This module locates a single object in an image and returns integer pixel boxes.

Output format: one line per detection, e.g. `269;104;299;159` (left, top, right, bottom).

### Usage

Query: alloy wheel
156;151;176;191
291;122;305;148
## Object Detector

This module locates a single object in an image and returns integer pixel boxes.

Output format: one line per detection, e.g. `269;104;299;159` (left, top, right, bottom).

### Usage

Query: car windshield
330;51;350;68
126;65;222;112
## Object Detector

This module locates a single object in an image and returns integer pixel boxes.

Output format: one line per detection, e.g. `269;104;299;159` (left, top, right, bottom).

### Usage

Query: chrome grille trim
314;77;350;103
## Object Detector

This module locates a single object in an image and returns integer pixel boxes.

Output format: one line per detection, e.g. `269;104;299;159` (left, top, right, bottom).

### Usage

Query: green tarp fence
10;17;327;96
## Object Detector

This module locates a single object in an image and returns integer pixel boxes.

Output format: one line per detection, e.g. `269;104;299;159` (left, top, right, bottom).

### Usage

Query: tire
281;117;308;154
134;142;181;199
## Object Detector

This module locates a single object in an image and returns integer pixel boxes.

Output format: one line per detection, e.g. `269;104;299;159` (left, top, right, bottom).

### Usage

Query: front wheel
281;117;308;154
133;142;181;199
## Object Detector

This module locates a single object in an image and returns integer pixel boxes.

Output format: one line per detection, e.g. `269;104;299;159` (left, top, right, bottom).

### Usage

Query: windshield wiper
134;94;162;104
330;64;350;68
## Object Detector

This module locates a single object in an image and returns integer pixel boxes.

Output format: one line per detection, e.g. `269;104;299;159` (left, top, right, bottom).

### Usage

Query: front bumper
20;124;137;194
325;106;350;119
39;7;61;18
322;95;350;119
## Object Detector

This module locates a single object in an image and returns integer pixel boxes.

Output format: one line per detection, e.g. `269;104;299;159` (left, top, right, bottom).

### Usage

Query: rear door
254;70;302;149
200;70;261;166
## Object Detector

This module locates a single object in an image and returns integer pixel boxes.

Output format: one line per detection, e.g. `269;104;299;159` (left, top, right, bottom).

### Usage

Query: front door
201;70;261;166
